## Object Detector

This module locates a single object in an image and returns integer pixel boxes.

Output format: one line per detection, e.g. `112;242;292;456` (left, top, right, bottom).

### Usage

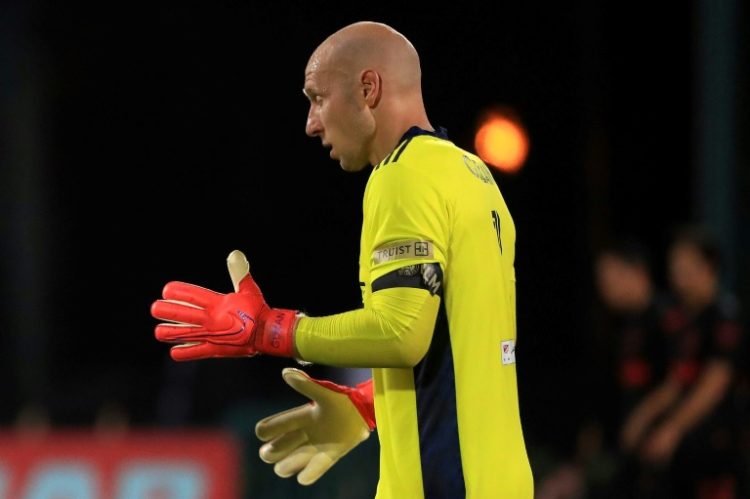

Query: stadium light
474;110;529;174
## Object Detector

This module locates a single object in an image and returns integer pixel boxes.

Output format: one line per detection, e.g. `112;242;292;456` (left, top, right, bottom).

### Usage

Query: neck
369;99;431;165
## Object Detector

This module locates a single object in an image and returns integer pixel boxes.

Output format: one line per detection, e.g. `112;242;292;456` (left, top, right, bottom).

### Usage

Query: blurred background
1;1;748;498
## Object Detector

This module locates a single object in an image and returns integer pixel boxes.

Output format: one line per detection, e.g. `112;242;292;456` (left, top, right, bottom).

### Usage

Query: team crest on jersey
501;339;516;365
372;240;434;265
463;155;494;184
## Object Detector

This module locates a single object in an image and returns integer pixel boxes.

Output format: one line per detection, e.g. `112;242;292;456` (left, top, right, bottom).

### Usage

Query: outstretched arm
294;277;440;367
151;250;441;368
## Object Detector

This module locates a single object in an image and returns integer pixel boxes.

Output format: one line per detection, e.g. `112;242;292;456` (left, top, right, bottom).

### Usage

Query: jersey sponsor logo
501;339;516;365
372;240;434;265
414;241;431;256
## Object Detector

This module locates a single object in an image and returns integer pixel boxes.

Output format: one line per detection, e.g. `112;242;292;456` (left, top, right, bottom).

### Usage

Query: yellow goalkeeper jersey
362;127;533;499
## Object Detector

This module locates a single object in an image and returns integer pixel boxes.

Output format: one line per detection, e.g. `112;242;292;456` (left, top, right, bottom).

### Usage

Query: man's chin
338;158;369;172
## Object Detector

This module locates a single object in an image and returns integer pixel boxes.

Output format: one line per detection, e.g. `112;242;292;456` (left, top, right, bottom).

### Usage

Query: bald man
302;22;431;171
152;21;533;499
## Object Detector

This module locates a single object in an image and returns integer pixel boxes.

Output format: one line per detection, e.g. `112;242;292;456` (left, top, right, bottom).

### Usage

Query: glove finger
155;321;242;343
155;323;205;342
256;404;312;442
298;452;337;486
282;368;344;403
259;429;308;463
170;342;255;361
274;445;316;478
161;281;223;307
151;299;208;325
226;250;250;292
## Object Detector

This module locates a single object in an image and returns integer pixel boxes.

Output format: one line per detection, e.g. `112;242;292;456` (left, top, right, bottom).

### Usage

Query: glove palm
256;368;375;486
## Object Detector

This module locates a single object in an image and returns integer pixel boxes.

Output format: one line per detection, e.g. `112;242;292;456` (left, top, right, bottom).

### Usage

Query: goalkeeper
152;21;533;499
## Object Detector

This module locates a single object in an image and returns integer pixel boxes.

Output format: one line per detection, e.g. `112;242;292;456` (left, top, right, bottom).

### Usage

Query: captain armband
371;263;443;297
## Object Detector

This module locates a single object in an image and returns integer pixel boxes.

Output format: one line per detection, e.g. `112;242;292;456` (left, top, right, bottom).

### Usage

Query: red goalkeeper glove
151;250;300;361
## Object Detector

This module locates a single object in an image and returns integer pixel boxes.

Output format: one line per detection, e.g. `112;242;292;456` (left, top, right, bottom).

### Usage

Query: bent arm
621;378;681;450
294;286;440;368
663;360;733;436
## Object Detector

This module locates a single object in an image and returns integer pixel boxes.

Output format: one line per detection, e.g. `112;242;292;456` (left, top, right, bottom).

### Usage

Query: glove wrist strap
352;379;376;430
255;308;299;357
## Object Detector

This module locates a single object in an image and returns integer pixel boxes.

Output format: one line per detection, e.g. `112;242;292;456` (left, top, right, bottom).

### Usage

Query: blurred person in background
536;239;668;499
594;240;669;440
620;225;746;499
590;239;670;498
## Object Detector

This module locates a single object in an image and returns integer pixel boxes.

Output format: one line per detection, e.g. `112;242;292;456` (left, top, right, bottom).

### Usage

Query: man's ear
361;69;381;108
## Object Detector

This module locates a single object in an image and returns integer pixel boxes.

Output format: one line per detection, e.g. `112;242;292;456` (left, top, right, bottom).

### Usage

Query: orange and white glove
256;368;375;486
151;250;300;361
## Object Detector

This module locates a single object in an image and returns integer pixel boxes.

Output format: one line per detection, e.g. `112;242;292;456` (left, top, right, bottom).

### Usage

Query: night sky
1;1;747;456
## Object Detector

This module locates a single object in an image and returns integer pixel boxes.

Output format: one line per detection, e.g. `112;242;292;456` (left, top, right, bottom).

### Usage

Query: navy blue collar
399;125;449;143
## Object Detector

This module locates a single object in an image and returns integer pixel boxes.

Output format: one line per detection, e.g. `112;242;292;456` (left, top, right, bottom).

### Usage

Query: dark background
1;0;748;484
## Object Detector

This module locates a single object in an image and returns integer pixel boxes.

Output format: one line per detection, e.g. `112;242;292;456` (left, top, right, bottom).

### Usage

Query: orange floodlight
474;111;529;173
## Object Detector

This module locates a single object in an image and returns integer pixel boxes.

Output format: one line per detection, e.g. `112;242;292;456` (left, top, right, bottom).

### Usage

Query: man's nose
305;109;320;137
306;108;322;137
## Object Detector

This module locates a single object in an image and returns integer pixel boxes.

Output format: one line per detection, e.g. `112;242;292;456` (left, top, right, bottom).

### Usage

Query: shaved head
309;21;422;94
304;22;432;170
